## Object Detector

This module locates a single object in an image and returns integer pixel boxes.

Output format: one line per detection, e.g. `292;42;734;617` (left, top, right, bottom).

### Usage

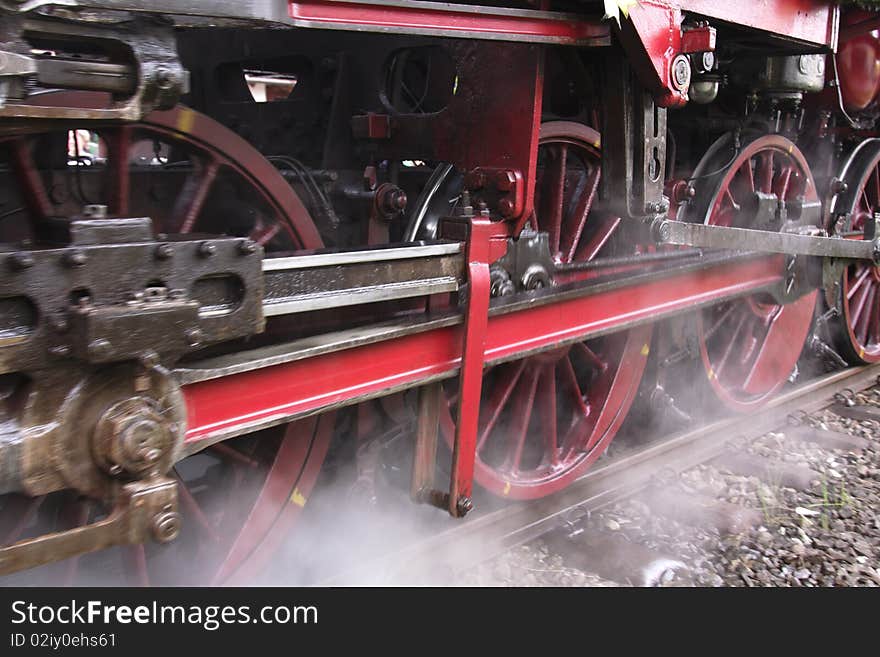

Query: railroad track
321;363;880;585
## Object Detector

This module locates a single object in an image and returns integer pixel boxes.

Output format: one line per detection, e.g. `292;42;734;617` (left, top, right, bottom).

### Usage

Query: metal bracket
0;477;178;576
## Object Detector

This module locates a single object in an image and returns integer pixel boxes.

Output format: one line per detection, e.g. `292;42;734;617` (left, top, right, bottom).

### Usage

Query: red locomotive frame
0;0;879;584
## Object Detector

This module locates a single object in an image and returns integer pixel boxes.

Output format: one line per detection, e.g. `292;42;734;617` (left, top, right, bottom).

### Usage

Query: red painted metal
447;214;493;515
679;0;837;48
287;1;609;45
182;255;786;449
694;135;820;411
835;147;880;363
837;9;880;113
618;1;687;108
439;121;653;500
436;42;545;228
681;24;716;53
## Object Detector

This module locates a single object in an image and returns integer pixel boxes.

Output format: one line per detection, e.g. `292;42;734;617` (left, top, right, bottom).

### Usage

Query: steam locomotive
0;0;877;584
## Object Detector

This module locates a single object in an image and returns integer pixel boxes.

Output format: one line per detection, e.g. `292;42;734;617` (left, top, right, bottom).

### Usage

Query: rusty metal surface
0;16;185;121
0;219;264;374
0;477;178;577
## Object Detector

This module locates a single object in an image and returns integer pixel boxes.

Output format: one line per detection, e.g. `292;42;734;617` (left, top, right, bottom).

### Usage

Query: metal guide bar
657;220;878;261
261;241;464;316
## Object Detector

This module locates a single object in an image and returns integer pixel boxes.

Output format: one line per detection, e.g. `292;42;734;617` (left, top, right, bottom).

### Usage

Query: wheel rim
0;98;330;585
831;145;880;363
440;122;651;500
684;134;818;411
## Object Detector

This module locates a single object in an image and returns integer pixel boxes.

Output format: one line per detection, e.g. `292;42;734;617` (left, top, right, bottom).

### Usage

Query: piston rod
655;220;880;262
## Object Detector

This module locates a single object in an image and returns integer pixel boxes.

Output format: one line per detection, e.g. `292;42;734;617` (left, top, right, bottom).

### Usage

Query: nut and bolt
151;509;181;543
238;239;257;255
198;241;216;257
494;170;516;192
830;178;849;195
8;252;34;270
155;243;174;260
81;204;108;219
498;198;515;217
93;399;175;477
87;338;112;360
456;497;474;517
671;54;692;92
185;328;203;347
63;249;87;267
153;67;176;91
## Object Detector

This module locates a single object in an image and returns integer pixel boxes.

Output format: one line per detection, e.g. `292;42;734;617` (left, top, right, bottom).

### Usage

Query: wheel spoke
562;167;600;262
104;126;133;216
851;279;873;331
572;215;621;263
848;266;872;300
756;152;774;193
559;354;589;417
503;368;539;474
477;360;525;452
773;164;793;200
574;341;607;371
2;496;44;545
9;138;53;222
857;285;876;346
209;443;260;468
870;283;880;347
713;312;748;380
61;500;91;586
538;365;559;466
123;544;151;587
173;158;221;233
175;469;222;543
250;222;282;246
539;144;568;254
704;303;736;341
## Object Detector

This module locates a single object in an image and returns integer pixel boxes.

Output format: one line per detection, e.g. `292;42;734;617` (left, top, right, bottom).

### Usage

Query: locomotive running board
656;220;880;262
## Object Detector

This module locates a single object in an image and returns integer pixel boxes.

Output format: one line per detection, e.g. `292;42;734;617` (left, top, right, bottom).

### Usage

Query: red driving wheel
0;98;331;585
440;122;651;500
682;133;818;411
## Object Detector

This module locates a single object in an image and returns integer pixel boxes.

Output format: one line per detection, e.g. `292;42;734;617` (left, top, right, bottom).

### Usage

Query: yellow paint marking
503;481;511;496
177;108;196;134
640;343;650;356
290;488;307;507
860;346;865;359
708;367;716;381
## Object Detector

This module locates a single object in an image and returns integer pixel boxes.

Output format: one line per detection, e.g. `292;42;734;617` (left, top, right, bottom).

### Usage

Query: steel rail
322;363;880;584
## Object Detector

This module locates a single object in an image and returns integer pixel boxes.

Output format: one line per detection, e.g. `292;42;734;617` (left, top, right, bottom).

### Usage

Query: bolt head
87;338;112;360
81;204;108;219
64;249;87;267
8;252;34;270
494;170;517;192
238;239;257;255
198;241;216;257
151;511;181;543
498;198;515;217
155;243;174;260
185;328;203;347
671;54;692;92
